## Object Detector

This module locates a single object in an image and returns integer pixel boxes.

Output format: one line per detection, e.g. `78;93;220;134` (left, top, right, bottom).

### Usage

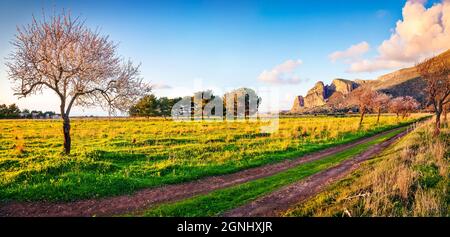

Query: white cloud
329;41;370;63
342;0;450;73
258;59;303;84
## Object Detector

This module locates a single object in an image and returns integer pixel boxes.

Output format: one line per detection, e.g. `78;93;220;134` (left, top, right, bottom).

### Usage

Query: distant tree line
129;87;261;119
0;104;21;119
0;103;57;119
129;95;182;118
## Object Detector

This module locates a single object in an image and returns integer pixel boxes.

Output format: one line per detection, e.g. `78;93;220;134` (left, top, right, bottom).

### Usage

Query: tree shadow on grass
85;150;169;165
111;137;200;147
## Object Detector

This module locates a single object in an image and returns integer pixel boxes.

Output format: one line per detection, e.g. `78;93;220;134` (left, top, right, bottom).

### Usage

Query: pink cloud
258;59;303;84
329;41;370;63
338;0;450;73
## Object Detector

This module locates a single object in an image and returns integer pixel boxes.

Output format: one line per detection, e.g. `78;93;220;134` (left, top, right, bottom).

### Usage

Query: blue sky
0;0;444;115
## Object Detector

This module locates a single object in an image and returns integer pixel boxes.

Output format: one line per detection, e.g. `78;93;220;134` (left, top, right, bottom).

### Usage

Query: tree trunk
435;110;441;137
63;116;71;154
434;102;443;136
377;109;381;124
359;110;365;128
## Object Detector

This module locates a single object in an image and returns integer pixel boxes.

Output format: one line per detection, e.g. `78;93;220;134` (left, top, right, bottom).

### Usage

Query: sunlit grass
282;119;448;217
140;128;406;217
0;114;425;201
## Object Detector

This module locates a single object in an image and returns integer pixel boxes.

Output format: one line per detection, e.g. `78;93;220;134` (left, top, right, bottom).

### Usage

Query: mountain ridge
290;49;450;113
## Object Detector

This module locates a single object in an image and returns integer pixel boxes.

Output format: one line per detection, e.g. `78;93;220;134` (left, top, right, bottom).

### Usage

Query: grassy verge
282;121;449;217
139;128;407;217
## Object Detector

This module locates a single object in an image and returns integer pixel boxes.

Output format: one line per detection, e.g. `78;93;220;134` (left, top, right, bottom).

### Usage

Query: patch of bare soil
222;130;408;217
0;127;405;217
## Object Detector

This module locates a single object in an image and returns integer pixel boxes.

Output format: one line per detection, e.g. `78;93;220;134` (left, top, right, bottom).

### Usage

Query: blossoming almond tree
6;11;151;154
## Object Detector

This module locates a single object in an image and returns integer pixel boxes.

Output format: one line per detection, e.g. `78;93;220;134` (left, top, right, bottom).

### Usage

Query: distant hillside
290;50;450;113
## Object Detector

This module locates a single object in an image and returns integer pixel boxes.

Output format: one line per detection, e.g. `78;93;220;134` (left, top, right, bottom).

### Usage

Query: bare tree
372;92;391;124
6;11;151;154
347;86;377;127
417;55;450;135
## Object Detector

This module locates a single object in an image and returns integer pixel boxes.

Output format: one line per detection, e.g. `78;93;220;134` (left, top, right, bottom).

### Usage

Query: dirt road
0;127;407;217
222;129;408;217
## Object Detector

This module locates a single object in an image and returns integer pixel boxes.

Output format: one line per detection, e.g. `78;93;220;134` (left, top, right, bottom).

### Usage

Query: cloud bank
335;0;450;73
258;59;303;84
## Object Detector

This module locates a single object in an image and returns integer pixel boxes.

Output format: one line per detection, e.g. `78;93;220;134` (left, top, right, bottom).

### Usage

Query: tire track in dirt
0;127;408;217
222;129;409;217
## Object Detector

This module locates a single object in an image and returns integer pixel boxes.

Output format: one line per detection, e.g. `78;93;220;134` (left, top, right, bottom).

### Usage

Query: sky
0;0;448;115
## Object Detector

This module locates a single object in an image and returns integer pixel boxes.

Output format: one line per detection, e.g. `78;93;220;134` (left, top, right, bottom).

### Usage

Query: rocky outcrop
303;81;327;108
291;79;358;112
327;79;358;96
290;96;305;113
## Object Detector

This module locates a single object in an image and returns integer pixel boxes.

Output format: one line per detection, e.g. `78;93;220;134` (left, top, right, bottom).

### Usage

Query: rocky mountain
291;79;358;113
290;49;450;113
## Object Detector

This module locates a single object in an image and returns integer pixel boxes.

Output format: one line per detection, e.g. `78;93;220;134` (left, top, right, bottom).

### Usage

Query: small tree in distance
389;97;403;119
373;92;391;124
402;96;420;118
158;97;172;119
192;90;216;120
347;86;377;127
129;94;160;118
223;88;261;120
389;96;420;119
6;11;151;154
129;95;182;119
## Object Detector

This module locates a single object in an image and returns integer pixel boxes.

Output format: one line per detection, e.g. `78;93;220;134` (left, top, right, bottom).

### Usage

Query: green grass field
0;115;423;202
140;128;406;217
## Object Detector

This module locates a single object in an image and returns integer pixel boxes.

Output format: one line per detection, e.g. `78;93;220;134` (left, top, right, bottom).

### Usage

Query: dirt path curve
0;127;406;217
222;129;409;217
